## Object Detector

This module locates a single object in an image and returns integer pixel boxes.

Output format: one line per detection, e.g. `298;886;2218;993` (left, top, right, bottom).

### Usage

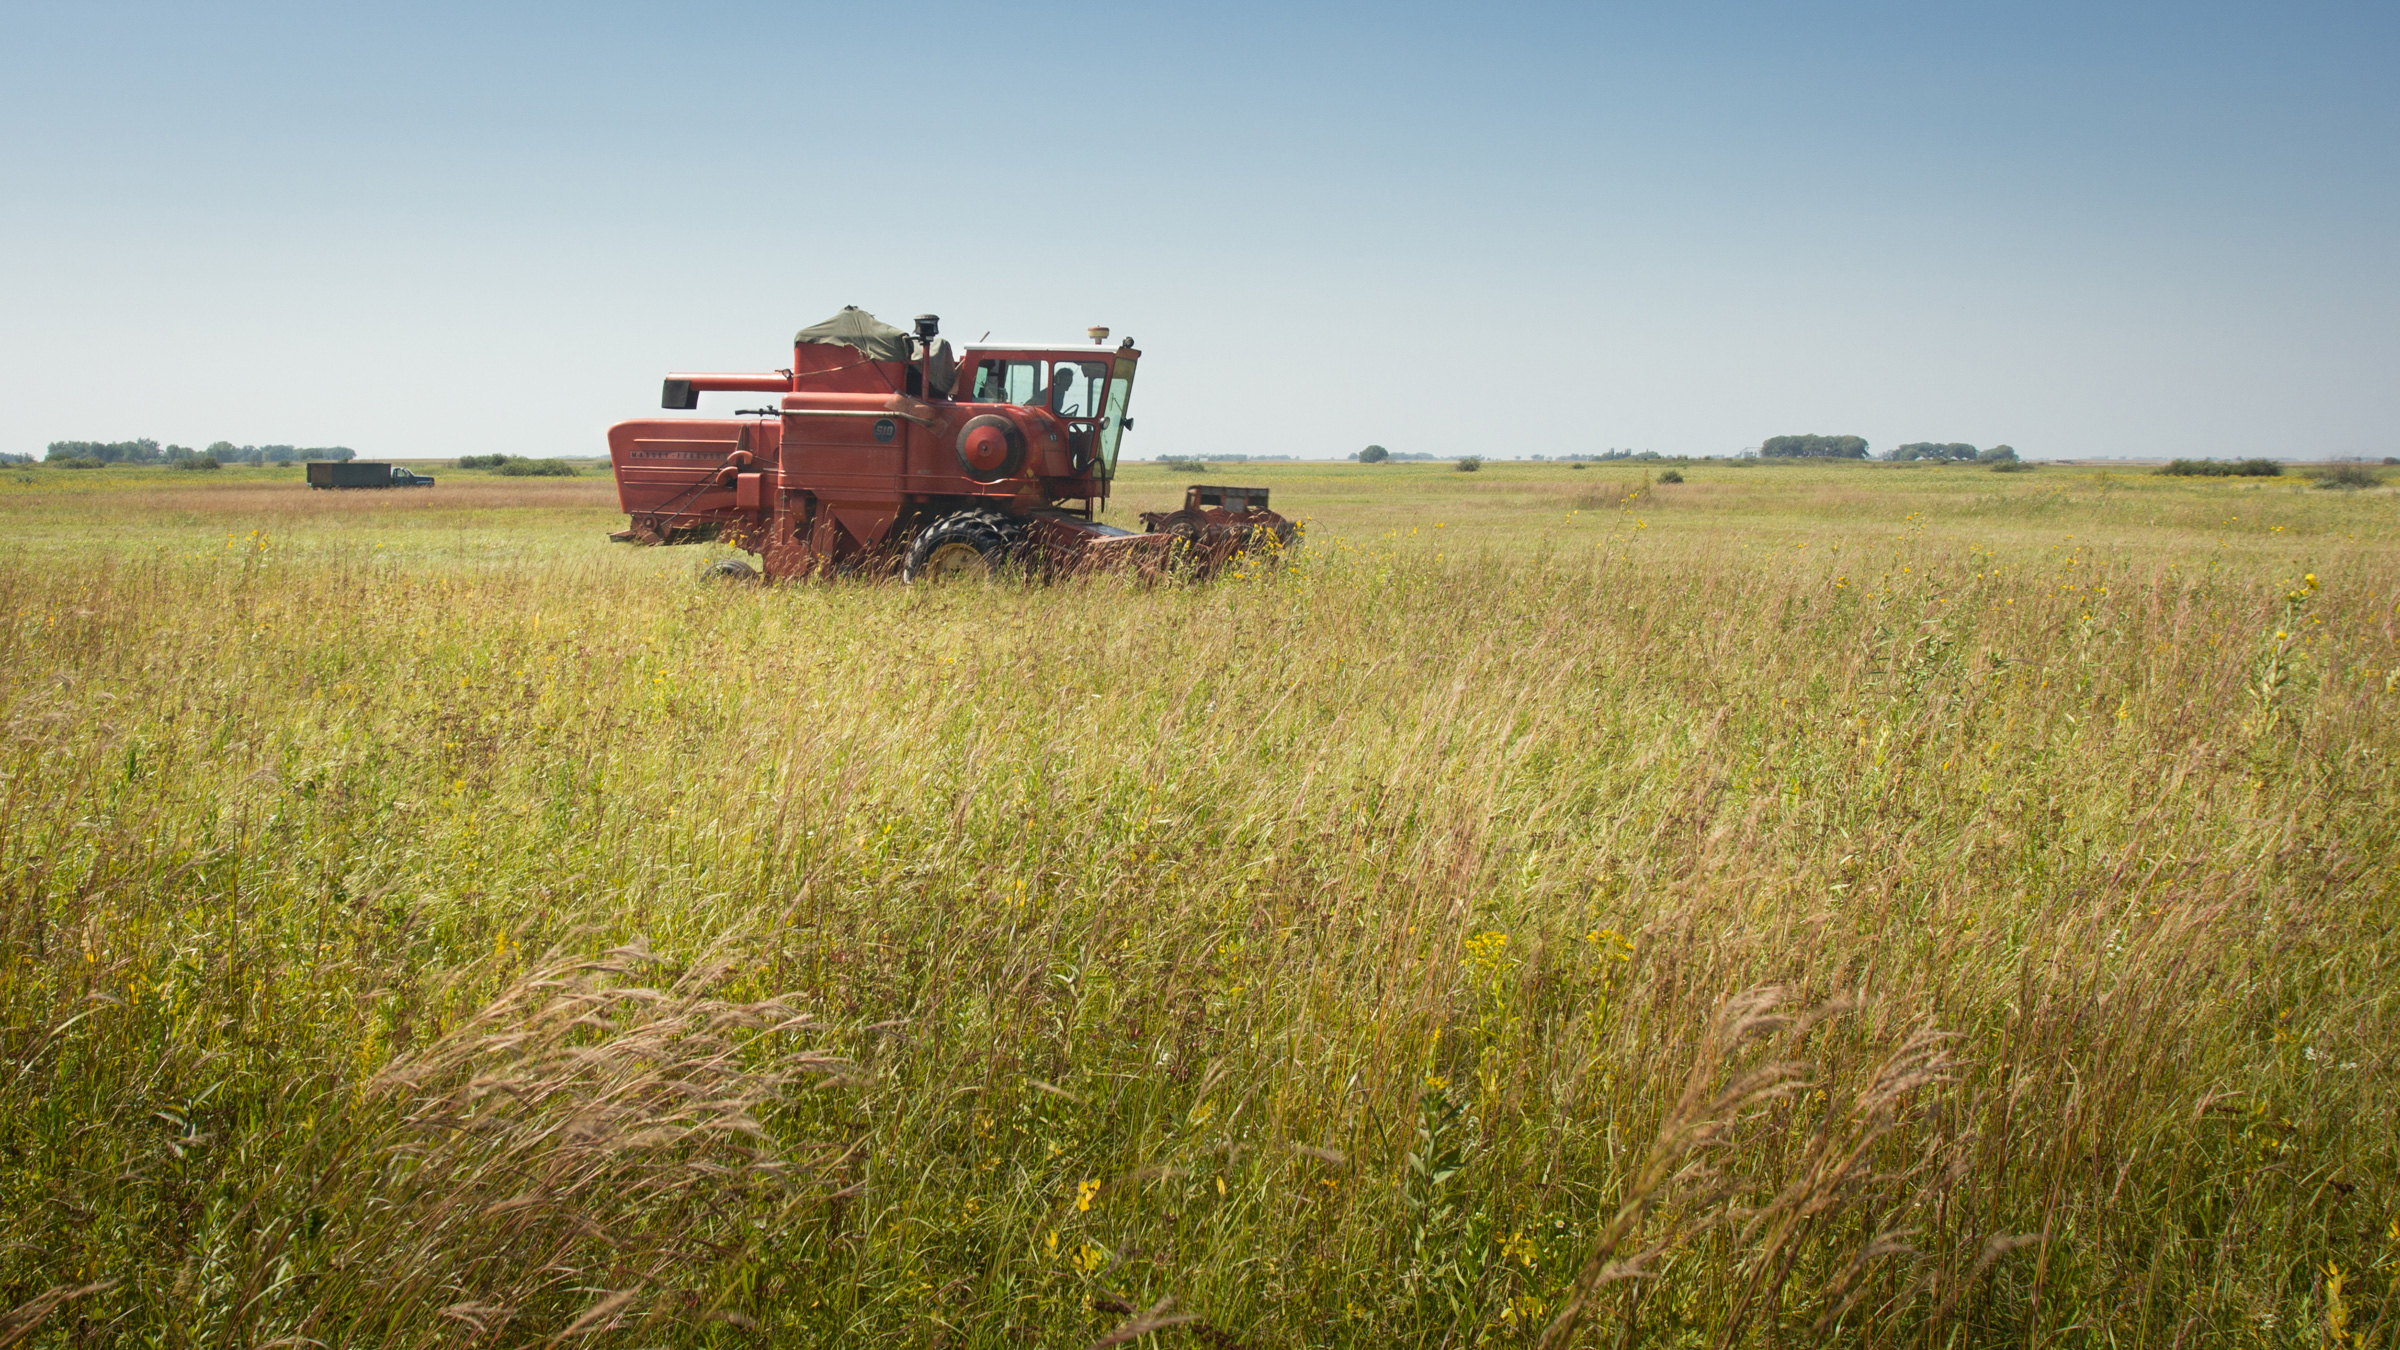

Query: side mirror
661;379;699;410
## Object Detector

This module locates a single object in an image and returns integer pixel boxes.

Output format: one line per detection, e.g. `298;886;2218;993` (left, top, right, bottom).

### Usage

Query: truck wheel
902;512;1027;584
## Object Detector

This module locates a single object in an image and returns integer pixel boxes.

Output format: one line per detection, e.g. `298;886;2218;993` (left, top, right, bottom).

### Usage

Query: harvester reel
903;511;1030;585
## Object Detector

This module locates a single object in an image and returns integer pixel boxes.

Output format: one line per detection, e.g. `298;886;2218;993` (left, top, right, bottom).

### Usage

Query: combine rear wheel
902;511;1029;585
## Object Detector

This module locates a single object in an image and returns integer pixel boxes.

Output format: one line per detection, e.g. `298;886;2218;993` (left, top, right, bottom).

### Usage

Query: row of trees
42;439;355;465
1886;442;2018;463
2158;458;2281;477
1761;434;1869;459
458;455;579;477
1357;446;1668;463
1758;436;2023;463
207;443;357;465
46;439;184;464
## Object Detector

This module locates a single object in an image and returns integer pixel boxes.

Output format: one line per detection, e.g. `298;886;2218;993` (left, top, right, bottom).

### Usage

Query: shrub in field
2158;458;2282;477
170;454;221;471
1157;456;1208;473
2313;463;2383;489
1991;459;2034;473
1656;469;1684;483
496;457;579;477
1356;444;1390;463
1455;455;1483;472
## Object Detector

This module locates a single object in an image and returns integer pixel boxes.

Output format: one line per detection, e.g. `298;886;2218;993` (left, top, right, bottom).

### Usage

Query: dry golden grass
0;459;2394;1345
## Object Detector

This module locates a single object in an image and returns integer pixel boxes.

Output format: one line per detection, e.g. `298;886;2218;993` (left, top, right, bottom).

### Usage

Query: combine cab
605;308;1294;581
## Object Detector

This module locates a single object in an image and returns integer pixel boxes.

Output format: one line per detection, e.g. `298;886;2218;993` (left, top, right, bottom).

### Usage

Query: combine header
605;307;1294;581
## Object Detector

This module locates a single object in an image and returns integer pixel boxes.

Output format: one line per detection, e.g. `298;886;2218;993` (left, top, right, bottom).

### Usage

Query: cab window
1048;360;1109;419
1097;357;1135;475
972;360;1049;407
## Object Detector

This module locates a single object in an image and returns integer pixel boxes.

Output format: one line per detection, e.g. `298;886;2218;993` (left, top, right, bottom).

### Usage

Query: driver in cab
1043;364;1077;416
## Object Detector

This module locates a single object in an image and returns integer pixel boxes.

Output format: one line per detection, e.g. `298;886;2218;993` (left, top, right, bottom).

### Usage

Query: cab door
1046;357;1114;474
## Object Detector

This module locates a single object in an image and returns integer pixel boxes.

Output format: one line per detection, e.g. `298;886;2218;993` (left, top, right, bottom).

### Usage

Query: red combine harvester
606;307;1296;581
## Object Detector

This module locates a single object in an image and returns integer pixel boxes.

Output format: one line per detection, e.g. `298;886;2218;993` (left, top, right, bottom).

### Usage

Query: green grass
1;461;2396;1345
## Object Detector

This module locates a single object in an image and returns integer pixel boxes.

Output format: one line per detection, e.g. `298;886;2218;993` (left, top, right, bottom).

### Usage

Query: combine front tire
902;512;1029;585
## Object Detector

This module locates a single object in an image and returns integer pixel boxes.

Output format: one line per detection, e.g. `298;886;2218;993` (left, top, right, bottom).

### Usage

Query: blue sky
3;2;2393;461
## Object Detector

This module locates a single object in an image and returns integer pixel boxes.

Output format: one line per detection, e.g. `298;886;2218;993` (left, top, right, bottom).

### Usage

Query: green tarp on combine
794;306;912;361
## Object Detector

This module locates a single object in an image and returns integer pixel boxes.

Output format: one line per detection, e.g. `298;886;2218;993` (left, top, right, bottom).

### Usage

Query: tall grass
0;494;2395;1345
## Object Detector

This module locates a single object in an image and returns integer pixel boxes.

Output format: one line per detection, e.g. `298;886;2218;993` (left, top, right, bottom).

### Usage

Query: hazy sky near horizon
3;2;2394;462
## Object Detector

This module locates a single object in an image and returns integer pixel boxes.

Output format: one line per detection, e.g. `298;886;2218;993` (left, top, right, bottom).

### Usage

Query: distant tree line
202;442;356;465
457;454;578;477
1761;434;1868;459
1887;442;1977;461
1885;442;2018;463
2157;459;2281;478
42;439;355;466
46;439;186;464
1356;448;1683;463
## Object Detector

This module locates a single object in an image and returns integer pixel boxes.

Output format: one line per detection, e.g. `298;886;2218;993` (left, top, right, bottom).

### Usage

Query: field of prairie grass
1;457;2395;1347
